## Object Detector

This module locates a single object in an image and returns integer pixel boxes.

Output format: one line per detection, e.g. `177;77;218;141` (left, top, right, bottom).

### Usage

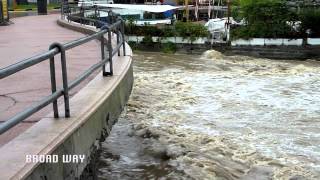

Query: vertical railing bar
117;28;120;56
51;43;70;118
49;58;59;118
61;47;70;118
79;7;81;22
94;5;97;28
49;44;59;118
108;29;113;76
101;34;106;75
121;20;126;56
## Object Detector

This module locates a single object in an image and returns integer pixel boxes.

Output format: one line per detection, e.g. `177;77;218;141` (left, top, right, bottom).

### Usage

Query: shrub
124;24;163;36
175;22;209;42
141;36;154;47
143;26;163;36
124;21;208;41
162;26;176;37
161;42;177;53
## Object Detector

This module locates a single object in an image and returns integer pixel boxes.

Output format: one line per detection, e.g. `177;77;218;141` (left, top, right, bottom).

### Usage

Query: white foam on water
119;51;320;179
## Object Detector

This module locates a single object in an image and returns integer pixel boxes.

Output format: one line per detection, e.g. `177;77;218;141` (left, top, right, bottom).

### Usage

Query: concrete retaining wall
307;38;320;45
0;19;133;180
26;65;133;180
231;38;304;46
227;45;320;59
231;38;320;46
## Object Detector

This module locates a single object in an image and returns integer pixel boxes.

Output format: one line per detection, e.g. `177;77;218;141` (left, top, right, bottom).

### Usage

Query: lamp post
0;0;9;25
226;0;231;42
37;0;47;15
227;0;231;26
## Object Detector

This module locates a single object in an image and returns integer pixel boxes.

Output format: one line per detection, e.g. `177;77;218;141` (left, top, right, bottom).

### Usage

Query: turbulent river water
97;50;320;180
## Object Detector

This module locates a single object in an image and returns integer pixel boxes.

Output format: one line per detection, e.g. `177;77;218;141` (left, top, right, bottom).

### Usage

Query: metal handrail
0;4;126;134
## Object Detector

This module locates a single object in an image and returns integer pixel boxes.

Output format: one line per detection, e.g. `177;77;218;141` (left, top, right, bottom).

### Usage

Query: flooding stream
97;50;320;180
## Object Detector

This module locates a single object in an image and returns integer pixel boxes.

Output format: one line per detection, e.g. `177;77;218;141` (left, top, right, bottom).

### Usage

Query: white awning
95;4;180;13
205;18;226;31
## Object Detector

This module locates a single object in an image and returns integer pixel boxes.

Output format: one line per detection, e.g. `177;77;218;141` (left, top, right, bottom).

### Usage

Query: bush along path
125;22;209;53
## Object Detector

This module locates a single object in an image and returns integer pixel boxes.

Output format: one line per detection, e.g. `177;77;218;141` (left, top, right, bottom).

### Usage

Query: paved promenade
0;15;101;146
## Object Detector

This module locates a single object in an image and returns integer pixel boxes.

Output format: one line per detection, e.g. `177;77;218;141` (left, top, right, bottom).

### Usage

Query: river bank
129;42;320;60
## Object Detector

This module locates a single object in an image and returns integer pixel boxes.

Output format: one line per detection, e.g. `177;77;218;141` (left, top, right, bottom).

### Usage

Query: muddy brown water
97;50;320;180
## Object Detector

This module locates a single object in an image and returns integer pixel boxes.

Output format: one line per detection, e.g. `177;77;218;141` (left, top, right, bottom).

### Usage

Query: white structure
80;3;179;26
95;4;180;13
28;0;52;3
205;17;241;42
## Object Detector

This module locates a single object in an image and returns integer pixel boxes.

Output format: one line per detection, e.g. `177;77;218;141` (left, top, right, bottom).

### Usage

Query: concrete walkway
0;14;101;146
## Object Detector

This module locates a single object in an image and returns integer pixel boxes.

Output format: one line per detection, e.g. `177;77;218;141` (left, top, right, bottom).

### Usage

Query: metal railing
0;4;126;134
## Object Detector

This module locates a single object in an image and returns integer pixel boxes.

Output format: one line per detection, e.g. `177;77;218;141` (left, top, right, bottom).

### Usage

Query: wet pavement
97;51;320;179
0;14;100;146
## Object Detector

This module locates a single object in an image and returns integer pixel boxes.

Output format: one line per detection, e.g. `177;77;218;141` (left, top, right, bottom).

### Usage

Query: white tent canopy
205;17;241;32
205;18;227;32
95;4;180;13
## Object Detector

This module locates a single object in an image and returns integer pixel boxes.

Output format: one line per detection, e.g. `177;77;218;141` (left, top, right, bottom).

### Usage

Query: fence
0;3;126;134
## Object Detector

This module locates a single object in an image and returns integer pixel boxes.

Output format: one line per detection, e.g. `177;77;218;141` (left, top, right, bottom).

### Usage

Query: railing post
108;11;113;24
48;44;59;118
101;34;107;75
61;46;70;118
117;28;120;56
106;29;113;76
94;5;97;28
121;19;126;56
51;42;70;118
80;7;83;25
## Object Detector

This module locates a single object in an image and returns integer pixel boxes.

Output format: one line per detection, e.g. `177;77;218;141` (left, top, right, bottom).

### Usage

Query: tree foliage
231;0;299;39
125;22;208;42
299;8;320;37
175;22;209;42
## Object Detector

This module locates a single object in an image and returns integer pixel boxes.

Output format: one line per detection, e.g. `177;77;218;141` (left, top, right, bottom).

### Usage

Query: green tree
175;22;209;42
299;8;320;37
231;0;298;39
